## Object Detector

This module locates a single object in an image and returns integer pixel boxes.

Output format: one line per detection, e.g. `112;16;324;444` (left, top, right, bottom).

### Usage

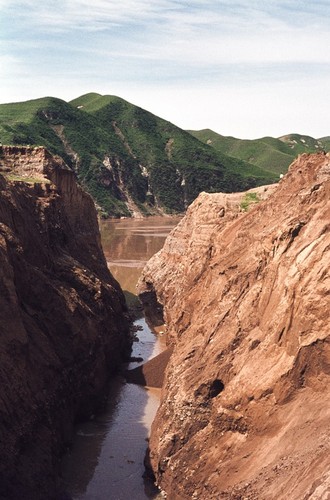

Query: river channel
61;217;180;500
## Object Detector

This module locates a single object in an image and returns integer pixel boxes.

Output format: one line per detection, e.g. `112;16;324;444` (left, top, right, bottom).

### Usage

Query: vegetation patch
3;172;51;184
240;192;260;212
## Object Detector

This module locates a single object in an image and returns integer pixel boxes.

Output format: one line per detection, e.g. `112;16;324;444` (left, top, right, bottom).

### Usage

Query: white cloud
1;1;329;138
2;0;178;31
4;1;330;65
3;0;329;34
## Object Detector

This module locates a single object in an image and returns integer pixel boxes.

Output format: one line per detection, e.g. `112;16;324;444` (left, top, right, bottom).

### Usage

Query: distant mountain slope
278;133;326;154
0;96;143;216
318;136;330;149
70;93;276;211
189;129;329;176
0;94;276;217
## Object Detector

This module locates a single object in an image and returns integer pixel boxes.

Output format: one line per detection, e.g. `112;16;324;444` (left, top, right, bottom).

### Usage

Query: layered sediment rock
0;146;131;499
138;153;330;499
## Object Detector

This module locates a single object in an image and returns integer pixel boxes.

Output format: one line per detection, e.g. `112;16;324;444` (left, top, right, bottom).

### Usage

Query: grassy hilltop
0;93;284;216
188;129;329;175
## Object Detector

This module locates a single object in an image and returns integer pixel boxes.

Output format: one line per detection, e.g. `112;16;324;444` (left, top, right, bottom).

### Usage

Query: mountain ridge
0;93;277;217
188;128;329;176
2;93;326;218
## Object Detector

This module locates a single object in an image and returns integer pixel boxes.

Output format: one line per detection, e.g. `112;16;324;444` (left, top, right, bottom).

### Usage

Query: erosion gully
61;216;180;500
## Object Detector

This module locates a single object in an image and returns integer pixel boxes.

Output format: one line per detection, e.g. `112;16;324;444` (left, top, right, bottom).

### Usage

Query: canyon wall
138;153;330;499
0;146;131;499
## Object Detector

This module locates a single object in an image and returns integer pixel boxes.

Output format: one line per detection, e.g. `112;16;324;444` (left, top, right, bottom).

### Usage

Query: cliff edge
0;146;131;499
138;153;330;499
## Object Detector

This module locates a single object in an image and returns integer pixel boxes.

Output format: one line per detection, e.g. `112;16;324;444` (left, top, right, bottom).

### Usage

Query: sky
1;0;330;139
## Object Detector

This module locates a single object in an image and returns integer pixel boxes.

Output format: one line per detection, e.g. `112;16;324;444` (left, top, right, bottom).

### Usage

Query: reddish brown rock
138;153;330;499
0;146;131;499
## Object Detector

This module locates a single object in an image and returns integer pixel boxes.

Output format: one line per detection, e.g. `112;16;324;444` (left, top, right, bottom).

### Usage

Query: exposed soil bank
138;153;330;499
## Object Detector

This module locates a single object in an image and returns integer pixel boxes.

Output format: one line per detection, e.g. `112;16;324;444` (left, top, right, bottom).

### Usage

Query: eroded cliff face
0;146;131;499
138;153;330;499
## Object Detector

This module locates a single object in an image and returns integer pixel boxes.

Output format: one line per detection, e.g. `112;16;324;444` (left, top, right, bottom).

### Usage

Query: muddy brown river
61;217;180;499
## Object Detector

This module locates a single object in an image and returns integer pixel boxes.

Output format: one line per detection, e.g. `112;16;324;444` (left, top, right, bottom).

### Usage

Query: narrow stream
61;217;180;500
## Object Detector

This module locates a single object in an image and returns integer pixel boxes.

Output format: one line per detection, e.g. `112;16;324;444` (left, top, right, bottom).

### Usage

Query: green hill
188;129;329;177
0;93;277;217
318;136;330;150
278;134;326;154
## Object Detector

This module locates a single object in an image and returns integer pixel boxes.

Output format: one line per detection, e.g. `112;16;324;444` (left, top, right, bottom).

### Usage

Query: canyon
1;144;329;500
61;217;179;499
0;146;131;499
138;153;330;499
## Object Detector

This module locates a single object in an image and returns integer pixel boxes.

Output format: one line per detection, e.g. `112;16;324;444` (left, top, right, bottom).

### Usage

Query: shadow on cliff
125;348;173;388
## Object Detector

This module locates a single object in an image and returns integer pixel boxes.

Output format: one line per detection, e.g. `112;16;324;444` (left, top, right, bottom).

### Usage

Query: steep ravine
60;217;180;498
0;146;131;499
138;153;330;499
